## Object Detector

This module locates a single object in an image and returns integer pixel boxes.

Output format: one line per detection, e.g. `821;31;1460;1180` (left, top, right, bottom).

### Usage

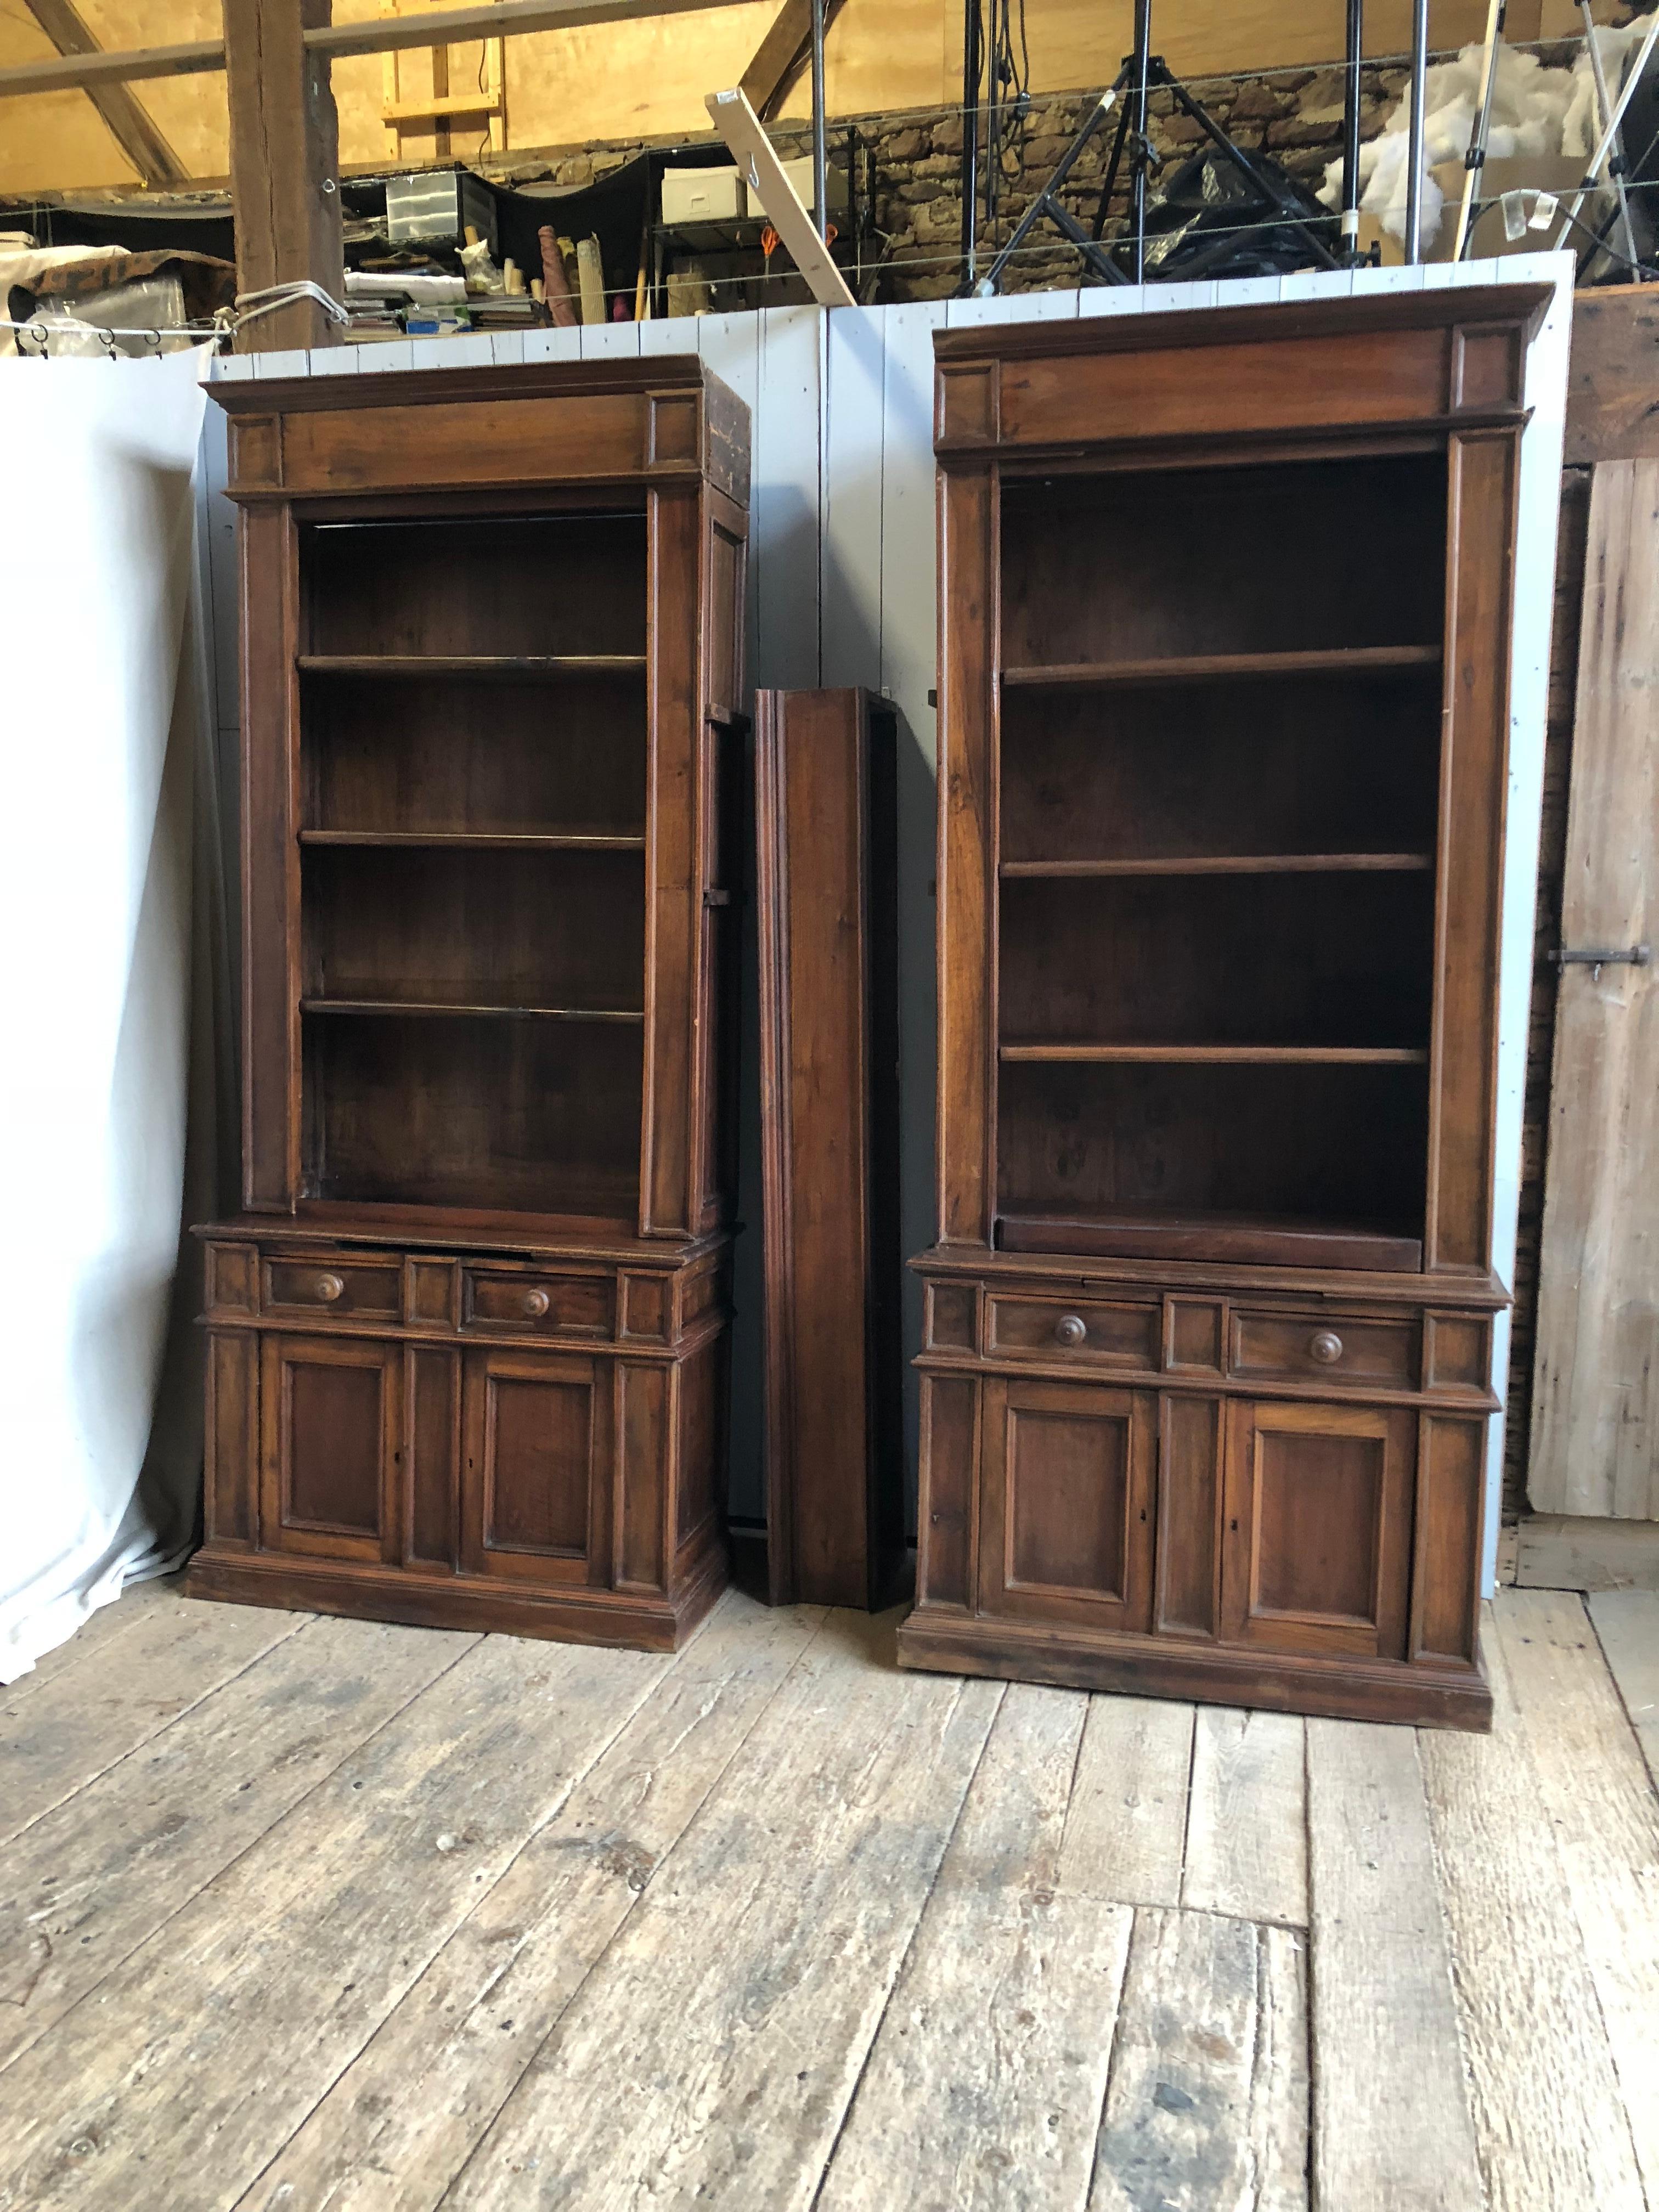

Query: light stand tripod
975;0;1343;292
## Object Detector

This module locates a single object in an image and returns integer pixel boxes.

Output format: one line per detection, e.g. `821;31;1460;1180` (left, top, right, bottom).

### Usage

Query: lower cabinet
459;1347;610;1586
904;1267;1494;1726
979;1378;1156;1632
195;1233;733;1652
974;1378;1414;1661
1221;1398;1415;1661
259;1334;400;1564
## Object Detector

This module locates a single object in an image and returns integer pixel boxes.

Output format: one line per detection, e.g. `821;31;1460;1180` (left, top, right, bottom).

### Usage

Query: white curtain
0;345;227;1681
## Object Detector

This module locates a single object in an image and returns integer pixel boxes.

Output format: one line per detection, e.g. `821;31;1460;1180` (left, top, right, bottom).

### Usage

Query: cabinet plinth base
187;1537;727;1654
898;1605;1492;1731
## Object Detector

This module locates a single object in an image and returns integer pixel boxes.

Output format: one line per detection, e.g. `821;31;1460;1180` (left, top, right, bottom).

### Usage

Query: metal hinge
1548;942;1651;981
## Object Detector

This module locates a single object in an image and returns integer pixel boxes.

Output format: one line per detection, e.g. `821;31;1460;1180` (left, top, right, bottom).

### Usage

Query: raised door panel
1222;1400;1414;1659
460;1350;609;1587
979;1379;1155;1632
258;1335;399;1563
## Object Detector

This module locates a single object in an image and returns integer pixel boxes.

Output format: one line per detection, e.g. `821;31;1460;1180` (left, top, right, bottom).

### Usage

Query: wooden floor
0;1579;1654;2211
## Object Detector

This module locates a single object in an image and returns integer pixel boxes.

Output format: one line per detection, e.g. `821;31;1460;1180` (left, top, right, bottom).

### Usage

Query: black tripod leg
980;87;1128;290
1091;74;1136;242
1047;201;1133;284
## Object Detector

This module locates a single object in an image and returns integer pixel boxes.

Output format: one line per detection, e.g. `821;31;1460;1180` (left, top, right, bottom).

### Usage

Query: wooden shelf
299;831;645;852
1000;853;1434;879
1000;645;1442;691
998;1043;1430;1065
996;1207;1425;1272
302;999;645;1023
297;654;647;679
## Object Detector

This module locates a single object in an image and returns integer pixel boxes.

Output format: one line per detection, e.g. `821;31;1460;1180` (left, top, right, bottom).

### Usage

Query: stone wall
491;49;1600;302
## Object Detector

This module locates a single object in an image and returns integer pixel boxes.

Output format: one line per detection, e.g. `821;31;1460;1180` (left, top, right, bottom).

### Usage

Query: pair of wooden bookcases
197;284;1544;1728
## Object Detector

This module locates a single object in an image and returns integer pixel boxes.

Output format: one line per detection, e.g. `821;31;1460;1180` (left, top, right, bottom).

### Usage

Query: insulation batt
1320;26;1651;242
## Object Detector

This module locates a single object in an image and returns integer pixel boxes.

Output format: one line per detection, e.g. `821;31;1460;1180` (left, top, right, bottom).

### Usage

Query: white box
661;165;747;225
777;155;850;219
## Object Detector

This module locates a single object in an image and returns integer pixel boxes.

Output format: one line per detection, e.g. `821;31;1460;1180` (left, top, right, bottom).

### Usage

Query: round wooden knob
1309;1329;1344;1365
523;1288;551;1318
315;1273;345;1304
1054;1313;1088;1347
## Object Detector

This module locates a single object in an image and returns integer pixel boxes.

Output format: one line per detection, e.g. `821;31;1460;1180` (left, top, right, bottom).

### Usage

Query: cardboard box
1357;154;1604;264
777;154;851;219
661;165;747;225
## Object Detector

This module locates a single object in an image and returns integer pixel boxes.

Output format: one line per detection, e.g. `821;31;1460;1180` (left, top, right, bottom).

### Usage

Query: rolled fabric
537;224;578;328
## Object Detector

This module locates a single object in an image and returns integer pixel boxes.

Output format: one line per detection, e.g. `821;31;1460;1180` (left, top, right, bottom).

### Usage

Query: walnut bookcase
193;357;749;1650
902;289;1550;1728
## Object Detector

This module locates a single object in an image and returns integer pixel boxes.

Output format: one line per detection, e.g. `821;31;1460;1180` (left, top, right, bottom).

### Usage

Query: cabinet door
1222;1401;1414;1659
979;1378;1155;1632
259;1334;400;1563
460;1350;610;1586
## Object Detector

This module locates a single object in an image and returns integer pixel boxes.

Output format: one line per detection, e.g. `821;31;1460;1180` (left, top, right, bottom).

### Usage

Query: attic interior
1;2;1656;2207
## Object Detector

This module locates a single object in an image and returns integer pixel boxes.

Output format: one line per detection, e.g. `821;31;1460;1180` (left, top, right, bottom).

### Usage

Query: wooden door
460;1350;610;1585
1222;1401;1414;1660
259;1335;400;1563
1531;459;1659;1520
979;1379;1155;1632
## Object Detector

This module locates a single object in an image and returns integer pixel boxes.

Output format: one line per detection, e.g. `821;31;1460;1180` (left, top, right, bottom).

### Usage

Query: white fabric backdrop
0;345;224;1681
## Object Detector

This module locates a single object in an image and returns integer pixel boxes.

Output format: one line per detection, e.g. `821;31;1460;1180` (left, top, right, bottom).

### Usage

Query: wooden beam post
224;0;345;352
21;0;186;185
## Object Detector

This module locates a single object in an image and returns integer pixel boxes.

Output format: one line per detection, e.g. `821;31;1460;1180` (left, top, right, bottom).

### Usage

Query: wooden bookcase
903;288;1550;1728
755;688;905;1609
192;357;749;1650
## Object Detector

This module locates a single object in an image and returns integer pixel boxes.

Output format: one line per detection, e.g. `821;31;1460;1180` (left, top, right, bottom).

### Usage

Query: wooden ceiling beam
20;0;187;182
740;0;850;123
0;0;757;99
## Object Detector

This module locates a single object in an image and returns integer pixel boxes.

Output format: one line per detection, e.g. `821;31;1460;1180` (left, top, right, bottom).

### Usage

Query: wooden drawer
461;1266;614;1339
1229;1310;1418;1392
263;1254;402;1321
986;1294;1160;1370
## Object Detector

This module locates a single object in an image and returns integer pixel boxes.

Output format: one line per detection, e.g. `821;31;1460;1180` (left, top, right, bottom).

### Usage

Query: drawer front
462;1267;615;1340
263;1254;402;1321
1229;1310;1418;1391
986;1295;1160;1370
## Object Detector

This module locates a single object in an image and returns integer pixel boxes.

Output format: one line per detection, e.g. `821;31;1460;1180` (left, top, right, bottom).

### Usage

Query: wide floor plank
1305;1719;1483;2212
442;1611;1002;2212
2;1590;1650;2210
0;1630;678;2211
0;1575;176;1701
1058;1696;1194;1908
1496;1588;1659;2198
0;1594;308;1847
1182;1708;1307;1929
1420;1604;1645;2212
238;1595;825;2212
1090;1908;1307;2212
1588;1587;1659;1791
0;1613;474;2066
819;1683;1132;2212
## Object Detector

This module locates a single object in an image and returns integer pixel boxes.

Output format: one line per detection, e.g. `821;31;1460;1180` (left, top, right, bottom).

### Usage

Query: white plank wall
202;253;1572;1554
